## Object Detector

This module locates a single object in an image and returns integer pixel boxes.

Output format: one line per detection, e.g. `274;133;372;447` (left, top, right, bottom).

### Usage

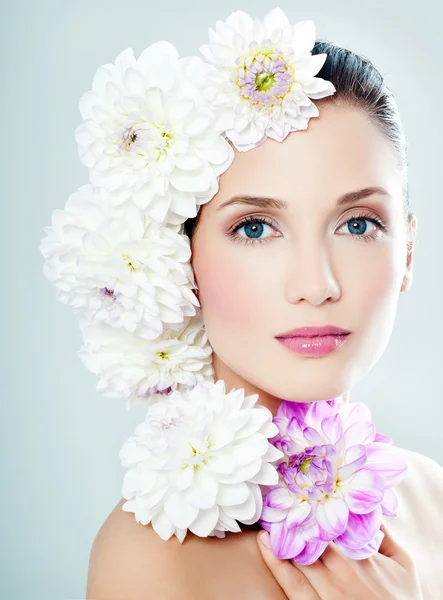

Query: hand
257;523;423;600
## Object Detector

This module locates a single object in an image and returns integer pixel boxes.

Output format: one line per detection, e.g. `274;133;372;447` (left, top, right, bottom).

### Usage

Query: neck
212;353;351;417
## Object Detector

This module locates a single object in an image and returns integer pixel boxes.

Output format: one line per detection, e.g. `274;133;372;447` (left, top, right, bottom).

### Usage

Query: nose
284;239;341;306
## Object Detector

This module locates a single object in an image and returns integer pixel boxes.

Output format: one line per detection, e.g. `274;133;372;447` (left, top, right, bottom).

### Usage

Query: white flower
119;379;284;542
199;8;336;151
75;42;233;225
39;184;198;340
77;312;214;408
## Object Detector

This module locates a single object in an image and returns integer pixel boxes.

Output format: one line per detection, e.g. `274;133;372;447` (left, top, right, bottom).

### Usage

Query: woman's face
190;102;416;404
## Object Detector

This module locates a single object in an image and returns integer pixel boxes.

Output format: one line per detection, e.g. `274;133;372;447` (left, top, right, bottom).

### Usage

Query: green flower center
255;71;276;92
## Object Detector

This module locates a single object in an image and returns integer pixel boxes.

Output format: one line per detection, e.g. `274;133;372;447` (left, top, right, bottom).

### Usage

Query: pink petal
285;500;311;528
267;487;294;510
292;539;329;565
321;413;343;445
316;497;349;540
287;416;305;441
260;504;287;523
364;443;408;487
307;400;334;429
335;528;384;560
303;426;323;445
381;487;399;517
341;469;384;514
270;521;305;559
334;505;382;549
339;402;372;428
343;421;375;448
338;444;368;480
276;400;309;423
374;432;393;444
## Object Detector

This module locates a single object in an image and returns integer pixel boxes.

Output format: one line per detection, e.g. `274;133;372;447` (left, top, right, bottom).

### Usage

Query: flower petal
335;528;384;560
321;413;343;445
267;487;293;510
292;539;329;565
381;487;399;517
285;500;311;528
343;421;375;448
164;492;199;529
270;521;305;559
316;497;349;540
341;469;384;514
188;505;220;537
334;505;382;550
364;443;408;487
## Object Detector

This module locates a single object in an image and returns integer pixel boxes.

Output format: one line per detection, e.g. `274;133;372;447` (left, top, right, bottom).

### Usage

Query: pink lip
276;325;350;338
276;334;350;357
275;326;351;357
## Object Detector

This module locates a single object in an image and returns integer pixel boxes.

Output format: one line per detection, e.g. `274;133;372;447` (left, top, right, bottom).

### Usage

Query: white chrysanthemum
120;379;284;542
39;184;198;340
75;42;234;225
199;8;336;151
77;313;214;408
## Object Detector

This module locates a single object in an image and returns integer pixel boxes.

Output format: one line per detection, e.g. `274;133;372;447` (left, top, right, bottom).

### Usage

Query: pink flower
259;399;407;565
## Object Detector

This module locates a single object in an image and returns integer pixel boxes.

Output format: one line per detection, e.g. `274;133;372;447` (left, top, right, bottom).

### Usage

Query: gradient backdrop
2;0;442;598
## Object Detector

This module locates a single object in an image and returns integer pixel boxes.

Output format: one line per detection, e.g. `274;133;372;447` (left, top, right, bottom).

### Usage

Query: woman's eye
236;220;273;240
228;217;277;244
337;217;379;237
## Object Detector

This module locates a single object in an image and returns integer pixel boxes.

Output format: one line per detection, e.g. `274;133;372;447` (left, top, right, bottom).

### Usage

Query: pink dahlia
259;399;407;565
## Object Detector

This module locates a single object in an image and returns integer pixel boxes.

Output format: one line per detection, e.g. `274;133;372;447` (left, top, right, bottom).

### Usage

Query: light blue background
3;0;442;598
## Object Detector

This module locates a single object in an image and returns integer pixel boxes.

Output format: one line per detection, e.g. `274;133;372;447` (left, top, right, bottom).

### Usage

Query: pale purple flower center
149;415;182;430
234;51;293;107
155;386;173;395
99;287;120;306
119;121;173;161
278;444;338;500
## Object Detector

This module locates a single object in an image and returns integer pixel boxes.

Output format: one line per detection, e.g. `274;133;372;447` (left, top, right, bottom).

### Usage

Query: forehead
213;102;403;206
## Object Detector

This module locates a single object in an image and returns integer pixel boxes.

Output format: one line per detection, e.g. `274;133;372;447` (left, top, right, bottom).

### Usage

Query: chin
252;366;353;404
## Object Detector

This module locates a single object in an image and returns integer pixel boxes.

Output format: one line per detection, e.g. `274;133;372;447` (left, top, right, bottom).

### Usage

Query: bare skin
87;448;443;599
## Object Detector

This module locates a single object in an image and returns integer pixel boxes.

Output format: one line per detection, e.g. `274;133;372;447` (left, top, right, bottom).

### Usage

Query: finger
318;541;354;572
295;543;352;596
378;522;414;568
257;531;321;600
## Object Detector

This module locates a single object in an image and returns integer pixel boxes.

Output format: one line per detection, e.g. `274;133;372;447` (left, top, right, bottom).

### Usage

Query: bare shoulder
86;498;286;600
384;446;443;599
391;446;443;526
86;498;187;599
396;446;443;494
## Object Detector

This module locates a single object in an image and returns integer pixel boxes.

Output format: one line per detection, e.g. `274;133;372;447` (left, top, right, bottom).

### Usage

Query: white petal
188;505;220;537
151;512;176;541
291;20;316;54
248;461;279;485
216;482;250;506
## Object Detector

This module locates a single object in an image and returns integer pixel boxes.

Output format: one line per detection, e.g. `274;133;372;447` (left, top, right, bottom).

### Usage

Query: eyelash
227;213;388;246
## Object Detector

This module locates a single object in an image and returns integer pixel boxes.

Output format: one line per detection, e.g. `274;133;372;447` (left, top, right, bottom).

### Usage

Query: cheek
345;243;404;324
192;240;268;326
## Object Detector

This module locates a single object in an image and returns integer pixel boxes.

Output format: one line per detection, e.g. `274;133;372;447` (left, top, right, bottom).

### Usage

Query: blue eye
228;216;276;244
337;215;386;241
238;220;272;239
342;217;372;235
227;213;387;246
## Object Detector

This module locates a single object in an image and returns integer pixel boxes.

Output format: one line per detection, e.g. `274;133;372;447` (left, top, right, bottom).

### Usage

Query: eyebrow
216;186;392;212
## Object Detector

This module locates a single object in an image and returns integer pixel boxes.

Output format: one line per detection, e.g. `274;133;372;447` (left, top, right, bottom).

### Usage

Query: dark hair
184;39;409;240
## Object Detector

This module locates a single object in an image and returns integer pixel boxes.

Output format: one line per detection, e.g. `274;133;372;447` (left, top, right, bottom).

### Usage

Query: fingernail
260;531;272;548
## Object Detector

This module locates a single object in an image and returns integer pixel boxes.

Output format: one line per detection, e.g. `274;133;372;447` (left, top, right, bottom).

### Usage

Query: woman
41;9;443;599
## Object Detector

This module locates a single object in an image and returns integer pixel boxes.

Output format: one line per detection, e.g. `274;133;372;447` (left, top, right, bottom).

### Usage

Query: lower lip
276;334;350;357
